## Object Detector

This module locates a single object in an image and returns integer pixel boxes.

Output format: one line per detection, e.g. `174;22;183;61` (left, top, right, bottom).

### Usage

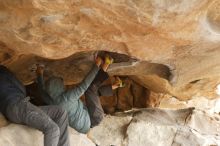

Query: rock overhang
0;0;220;100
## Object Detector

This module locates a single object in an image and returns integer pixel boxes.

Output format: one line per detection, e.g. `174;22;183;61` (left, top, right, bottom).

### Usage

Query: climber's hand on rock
112;76;125;89
95;56;103;67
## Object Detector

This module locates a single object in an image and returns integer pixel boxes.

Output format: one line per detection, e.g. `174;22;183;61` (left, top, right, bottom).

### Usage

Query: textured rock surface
0;116;95;146
1;106;220;146
0;0;220;100
89;108;220;146
1;1;220;145
160;96;220;112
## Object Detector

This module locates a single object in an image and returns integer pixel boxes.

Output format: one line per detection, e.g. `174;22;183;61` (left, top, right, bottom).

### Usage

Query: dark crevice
189;79;200;84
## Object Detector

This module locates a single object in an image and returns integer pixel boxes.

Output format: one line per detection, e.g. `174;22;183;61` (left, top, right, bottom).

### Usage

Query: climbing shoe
104;54;114;65
102;54;114;71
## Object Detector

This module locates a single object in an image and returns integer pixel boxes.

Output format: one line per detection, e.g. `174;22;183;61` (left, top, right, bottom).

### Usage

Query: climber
0;65;70;146
36;53;125;134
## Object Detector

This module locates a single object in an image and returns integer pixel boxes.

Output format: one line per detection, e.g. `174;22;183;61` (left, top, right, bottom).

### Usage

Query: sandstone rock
146;92;165;108
89;108;220;146
116;77;133;111
131;79;150;108
0;121;95;146
160;96;220;114
69;129;95;146
105;77;161;111
1;0;220;145
187;110;220;136
125;122;177;146
88;115;132;146
0;124;43;146
0;113;8;128
0;0;220;100
1;107;220;146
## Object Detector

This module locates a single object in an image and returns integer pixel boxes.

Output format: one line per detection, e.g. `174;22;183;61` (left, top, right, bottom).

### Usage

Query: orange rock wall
1;0;220;100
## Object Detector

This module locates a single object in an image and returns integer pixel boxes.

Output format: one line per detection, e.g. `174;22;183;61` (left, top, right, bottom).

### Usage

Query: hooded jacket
37;65;99;133
0;65;26;114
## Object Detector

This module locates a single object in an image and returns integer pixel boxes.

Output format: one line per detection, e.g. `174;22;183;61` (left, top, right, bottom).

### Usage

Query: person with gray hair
36;54;124;134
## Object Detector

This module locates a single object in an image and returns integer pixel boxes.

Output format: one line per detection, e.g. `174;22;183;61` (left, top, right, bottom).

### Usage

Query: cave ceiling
0;0;220;100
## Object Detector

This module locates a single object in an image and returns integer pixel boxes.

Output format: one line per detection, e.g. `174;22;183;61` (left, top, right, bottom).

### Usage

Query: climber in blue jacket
36;54;124;134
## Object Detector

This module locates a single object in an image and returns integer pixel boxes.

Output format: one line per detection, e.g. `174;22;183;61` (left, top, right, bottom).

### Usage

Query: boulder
89;108;220;146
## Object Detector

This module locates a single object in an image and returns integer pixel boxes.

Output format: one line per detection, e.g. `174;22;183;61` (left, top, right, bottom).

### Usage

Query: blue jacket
0;65;26;114
37;65;99;133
